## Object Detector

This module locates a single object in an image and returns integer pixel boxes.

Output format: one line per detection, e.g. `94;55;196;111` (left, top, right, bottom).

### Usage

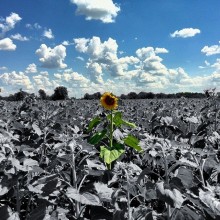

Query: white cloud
26;23;42;30
212;58;220;71
70;0;120;23
74;38;89;52
10;33;29;41
62;40;74;46
0;13;22;35
0;71;33;90
76;56;84;61
40;71;49;76
201;42;220;56
25;63;37;73
198;60;211;69
136;47;155;60
0;66;8;71
155;47;169;54
36;44;67;69
87;62;104;84
43;28;54;39
54;71;90;90
0;38;16;51
170;28;201;38
74;36;139;78
33;75;53;88
142;55;168;76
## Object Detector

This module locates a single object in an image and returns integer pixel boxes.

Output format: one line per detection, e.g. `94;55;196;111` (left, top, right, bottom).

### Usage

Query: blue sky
0;0;220;98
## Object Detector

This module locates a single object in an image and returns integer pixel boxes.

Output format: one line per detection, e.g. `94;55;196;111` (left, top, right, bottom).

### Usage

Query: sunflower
100;92;118;110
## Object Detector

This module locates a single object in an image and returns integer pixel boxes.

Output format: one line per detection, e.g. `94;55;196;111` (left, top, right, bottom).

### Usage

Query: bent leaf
87;117;101;132
123;135;142;152
100;145;125;164
88;129;107;145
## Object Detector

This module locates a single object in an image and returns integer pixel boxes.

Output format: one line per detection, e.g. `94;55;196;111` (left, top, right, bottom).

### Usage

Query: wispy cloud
76;56;84;61
10;33;29;41
26;23;42;30
170;28;201;38
70;0;120;23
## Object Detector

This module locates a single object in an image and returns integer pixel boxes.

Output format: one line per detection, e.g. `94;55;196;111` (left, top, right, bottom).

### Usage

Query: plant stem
107;110;113;170
110;110;113;149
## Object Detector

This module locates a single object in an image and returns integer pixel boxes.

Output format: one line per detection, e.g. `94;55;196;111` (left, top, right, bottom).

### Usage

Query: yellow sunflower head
100;92;118;110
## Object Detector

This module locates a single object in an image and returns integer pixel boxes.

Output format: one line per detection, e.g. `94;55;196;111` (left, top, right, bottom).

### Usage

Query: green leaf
87;117;101;132
100;145;125;164
88;129;107;145
107;111;136;128
123;135;142;152
113;111;136;128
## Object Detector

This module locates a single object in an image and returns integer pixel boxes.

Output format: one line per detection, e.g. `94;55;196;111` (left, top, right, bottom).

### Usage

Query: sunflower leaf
123;135;142;152
100;145;125;164
88;129;107;145
87;117;101;132
109;111;136;128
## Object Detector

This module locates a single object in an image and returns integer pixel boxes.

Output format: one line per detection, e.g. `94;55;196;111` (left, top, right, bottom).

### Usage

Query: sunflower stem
108;110;114;170
110;110;113;149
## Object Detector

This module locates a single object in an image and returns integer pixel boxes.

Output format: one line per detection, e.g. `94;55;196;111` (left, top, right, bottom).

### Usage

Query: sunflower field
0;92;220;220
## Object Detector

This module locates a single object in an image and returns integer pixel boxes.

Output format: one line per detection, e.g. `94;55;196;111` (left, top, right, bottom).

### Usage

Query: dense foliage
0;93;220;219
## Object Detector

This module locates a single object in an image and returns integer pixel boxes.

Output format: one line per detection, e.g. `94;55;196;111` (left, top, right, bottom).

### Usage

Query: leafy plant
87;92;142;169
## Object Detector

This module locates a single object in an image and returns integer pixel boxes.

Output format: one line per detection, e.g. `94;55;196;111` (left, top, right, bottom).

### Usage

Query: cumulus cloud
25;63;37;73
135;47;169;76
201;42;220;56
71;36;220;95
54;70;90;90
74;36;139;78
33;75;53;88
36;44;67;69
212;58;220;71
0;71;33;90
0;38;16;50
43;28;54;39
70;0;120;23
87;62;104;84
170;28;201;38
0;13;22;35
10;33;29;41
136;47;155;60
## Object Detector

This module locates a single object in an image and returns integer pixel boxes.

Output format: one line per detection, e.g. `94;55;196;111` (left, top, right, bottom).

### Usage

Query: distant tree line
83;91;206;100
0;86;69;101
0;88;208;101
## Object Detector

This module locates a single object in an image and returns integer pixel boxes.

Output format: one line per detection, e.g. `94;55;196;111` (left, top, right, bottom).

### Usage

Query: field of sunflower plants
1;90;220;220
